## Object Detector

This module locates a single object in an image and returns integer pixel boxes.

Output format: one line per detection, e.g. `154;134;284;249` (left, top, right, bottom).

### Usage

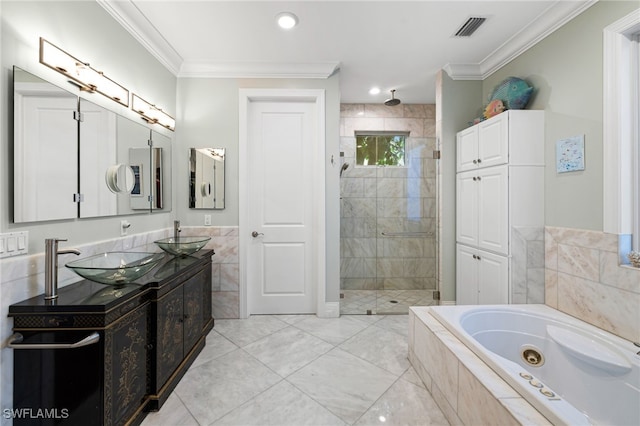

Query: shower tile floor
141;314;449;426
340;290;437;315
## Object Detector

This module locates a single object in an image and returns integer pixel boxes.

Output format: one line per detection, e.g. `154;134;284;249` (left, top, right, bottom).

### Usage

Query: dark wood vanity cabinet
148;254;213;409
8;250;214;425
9;287;151;426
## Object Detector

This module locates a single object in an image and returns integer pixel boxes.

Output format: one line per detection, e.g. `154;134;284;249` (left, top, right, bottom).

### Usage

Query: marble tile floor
340;290;437;315
141;314;449;426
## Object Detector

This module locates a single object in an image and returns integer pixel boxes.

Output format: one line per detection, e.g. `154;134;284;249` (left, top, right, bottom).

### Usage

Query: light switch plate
0;231;28;258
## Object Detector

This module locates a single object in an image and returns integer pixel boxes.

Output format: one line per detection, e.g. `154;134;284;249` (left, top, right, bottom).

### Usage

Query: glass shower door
339;136;438;315
374;136;438;314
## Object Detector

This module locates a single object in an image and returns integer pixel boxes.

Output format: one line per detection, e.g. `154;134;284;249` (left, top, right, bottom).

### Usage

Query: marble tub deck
141;314;448;426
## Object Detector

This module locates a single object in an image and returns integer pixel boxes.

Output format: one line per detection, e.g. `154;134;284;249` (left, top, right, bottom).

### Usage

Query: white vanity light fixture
132;94;176;131
369;87;381;95
276;12;299;30
39;38;129;107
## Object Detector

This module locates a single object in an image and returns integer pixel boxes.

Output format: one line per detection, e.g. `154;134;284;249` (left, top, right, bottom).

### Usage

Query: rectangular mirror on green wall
13;66;78;223
189;148;225;209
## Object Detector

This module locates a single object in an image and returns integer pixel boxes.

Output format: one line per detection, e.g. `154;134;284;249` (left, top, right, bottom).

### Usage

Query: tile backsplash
511;226;545;304
545;226;640;342
180;226;239;319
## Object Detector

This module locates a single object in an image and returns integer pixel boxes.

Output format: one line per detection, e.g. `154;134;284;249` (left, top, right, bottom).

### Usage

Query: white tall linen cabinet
455;110;544;305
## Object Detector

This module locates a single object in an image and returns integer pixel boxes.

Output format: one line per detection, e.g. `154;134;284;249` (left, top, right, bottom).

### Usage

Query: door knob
251;231;264;238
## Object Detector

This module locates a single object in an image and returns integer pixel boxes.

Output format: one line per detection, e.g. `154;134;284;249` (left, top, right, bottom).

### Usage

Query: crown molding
101;0;597;81
98;0;338;79
445;0;598;80
179;62;340;79
442;63;483;81
97;0;183;75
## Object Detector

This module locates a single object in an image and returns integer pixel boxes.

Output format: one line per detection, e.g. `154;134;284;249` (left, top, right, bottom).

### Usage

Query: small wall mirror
189;148;225;209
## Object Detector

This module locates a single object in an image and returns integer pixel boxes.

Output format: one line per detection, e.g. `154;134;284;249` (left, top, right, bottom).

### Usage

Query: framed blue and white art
556;135;585;173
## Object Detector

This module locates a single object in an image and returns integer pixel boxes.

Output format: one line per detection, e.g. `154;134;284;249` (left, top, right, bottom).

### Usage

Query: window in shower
355;131;407;166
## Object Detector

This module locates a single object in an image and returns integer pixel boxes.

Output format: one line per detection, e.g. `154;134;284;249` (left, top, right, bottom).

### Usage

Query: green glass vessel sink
66;252;165;285
154;236;211;256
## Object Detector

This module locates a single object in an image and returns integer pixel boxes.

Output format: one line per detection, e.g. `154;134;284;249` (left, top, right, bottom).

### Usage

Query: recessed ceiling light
369;87;381;95
276;12;298;30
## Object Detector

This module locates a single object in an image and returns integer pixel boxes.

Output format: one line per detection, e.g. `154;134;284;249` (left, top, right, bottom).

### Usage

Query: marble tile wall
511;227;545;304
0;225;239;418
544;226;640;342
180;226;239;319
340;104;437;292
408;307;550;425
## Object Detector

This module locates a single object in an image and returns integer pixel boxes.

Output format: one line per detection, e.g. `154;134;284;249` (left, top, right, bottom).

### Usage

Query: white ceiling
99;0;595;104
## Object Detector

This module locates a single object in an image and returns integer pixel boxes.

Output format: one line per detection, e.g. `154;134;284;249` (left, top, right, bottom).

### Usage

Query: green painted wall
1;1;177;252
483;1;638;231
437;72;482;302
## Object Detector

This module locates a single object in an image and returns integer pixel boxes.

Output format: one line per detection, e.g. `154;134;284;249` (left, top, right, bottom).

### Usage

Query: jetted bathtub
429;304;639;426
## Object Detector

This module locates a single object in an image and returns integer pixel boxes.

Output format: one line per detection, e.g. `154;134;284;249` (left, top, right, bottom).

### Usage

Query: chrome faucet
174;220;182;239
44;238;81;300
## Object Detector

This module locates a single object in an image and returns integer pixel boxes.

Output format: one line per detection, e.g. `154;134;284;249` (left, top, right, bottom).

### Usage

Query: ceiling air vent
454;16;486;37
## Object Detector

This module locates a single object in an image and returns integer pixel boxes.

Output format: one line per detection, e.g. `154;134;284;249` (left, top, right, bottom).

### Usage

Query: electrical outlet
204;215;212;226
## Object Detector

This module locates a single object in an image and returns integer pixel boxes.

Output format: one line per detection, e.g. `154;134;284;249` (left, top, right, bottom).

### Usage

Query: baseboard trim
318;302;340;318
439;300;456;306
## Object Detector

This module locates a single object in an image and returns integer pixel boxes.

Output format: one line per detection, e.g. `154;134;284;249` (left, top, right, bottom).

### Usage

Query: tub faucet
44;238;81;300
174;220;181;239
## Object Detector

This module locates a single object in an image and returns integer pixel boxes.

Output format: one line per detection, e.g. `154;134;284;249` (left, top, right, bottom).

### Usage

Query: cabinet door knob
476;176;481;181
477;159;482;163
473;177;477;181
477;256;481;261
473;159;478;164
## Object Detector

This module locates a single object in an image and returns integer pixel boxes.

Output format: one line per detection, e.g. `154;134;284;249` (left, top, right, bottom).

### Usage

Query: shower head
384;90;401;106
340;162;350;177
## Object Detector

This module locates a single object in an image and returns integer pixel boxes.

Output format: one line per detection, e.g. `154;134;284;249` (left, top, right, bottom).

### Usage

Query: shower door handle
251;231;264;238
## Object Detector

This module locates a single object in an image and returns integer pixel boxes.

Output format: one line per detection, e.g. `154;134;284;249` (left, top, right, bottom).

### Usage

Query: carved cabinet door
155;287;184;389
183;271;204;353
201;264;213;330
108;303;149;426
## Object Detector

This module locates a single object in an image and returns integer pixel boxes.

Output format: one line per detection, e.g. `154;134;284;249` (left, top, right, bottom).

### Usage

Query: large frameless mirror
189;148;225;209
13;66;172;221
